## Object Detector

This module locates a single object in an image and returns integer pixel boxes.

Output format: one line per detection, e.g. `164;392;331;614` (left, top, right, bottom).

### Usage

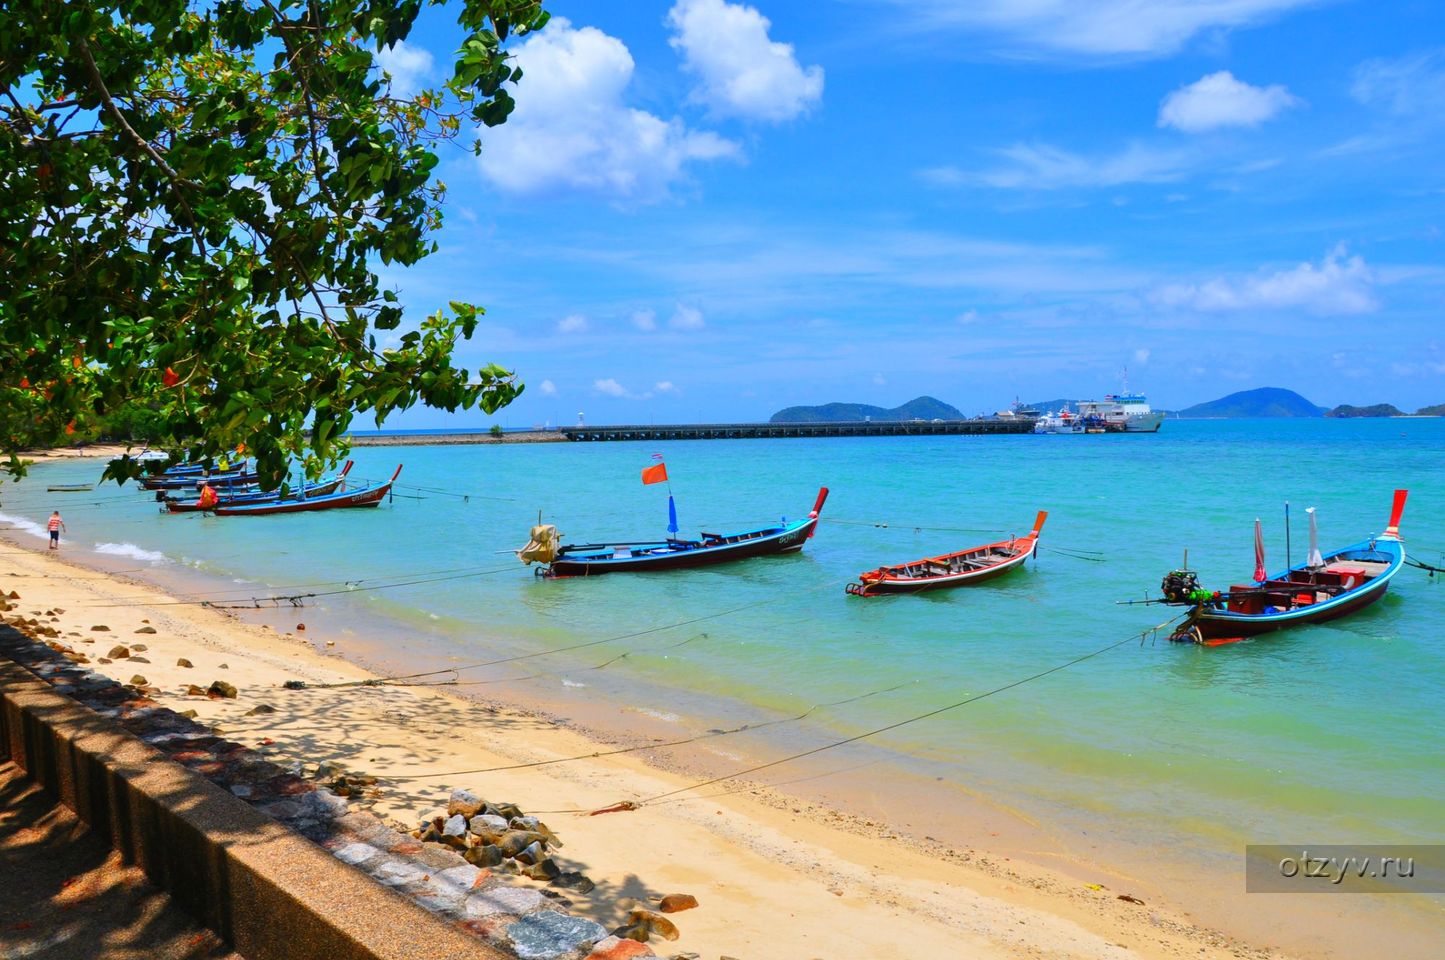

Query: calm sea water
6;419;1443;870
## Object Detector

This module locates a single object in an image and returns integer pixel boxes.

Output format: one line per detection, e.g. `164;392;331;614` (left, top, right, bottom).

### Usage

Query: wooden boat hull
142;470;257;491
1183;540;1403;642
163;462;352;513
212;466;401;516
548;517;816;576
543;488;827;577
848;512;1047;596
1176;491;1409;644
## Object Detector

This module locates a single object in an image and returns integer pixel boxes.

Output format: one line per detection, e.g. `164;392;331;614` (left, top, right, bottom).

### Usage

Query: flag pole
1284;501;1292;572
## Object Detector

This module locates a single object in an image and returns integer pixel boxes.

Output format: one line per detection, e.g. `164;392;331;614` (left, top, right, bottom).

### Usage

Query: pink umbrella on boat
1253;518;1267;583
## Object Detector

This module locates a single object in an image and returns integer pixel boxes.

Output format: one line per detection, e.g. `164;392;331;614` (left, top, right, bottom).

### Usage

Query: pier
559;418;1033;441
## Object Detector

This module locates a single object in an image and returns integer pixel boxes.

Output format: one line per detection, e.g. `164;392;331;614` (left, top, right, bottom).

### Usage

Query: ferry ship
1075;392;1164;432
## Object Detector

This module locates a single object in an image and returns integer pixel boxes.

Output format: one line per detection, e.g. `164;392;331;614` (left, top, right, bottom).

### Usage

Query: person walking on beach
47;511;66;550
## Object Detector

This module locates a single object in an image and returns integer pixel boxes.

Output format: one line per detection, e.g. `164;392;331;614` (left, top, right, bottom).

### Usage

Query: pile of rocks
413;789;592;891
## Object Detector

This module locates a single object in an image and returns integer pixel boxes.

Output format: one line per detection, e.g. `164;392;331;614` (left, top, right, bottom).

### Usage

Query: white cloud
1133;348;1151;365
1158;71;1299;132
375;40;435;98
594;378;630;397
886;0;1318;58
631;309;657;331
556;313;589;334
667;0;823;122
872;373;887;385
539;379;558;396
478;17;740;199
1351;48;1445;116
1153;245;1378;315
956;309;980;325
926;142;1188;190
655;381;679;394
670;304;706;330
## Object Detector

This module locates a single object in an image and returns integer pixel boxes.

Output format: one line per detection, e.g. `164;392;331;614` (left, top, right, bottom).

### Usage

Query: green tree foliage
1;0;546;484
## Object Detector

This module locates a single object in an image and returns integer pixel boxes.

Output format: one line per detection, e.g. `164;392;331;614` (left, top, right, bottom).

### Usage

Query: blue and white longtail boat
162;461;353;513
521;487;829;578
1165;490;1408;645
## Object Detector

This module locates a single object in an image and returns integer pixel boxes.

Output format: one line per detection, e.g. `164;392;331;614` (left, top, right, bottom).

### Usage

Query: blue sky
372;0;1445;428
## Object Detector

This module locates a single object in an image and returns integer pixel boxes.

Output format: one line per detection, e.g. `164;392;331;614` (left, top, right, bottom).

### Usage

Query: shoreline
3;448;1441;957
0;527;1315;960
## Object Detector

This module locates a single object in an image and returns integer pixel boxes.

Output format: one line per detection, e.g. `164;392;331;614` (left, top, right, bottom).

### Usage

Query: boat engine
1160;569;1214;605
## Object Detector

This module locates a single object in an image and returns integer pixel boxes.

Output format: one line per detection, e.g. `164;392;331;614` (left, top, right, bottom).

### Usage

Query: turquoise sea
4;419;1443;896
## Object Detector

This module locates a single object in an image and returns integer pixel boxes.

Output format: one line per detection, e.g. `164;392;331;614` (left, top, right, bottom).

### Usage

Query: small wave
93;542;168;564
0;511;49;541
562;679;587;688
633;707;681;723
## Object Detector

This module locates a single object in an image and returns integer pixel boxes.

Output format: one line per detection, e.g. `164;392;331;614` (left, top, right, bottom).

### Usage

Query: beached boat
212;465;401;516
846;512;1047;596
1163;490;1408;644
163;462;353;513
521;487;829;577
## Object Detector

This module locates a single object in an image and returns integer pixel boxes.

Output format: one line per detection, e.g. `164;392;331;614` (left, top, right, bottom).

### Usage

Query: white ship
1033;409;1084;434
1075;392;1163;432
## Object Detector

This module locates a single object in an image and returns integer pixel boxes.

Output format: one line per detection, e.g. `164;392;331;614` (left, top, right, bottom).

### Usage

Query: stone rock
627;910;679;942
219;663;228;668
176;658;193;668
487;802;524;821
128;675;148;686
134;626;157;634
245;703;276;716
207;680;238;699
470;813;509;838
131;644;148;651
91;625;111;632
128;656;150;664
552;872;595;894
497;830;546;858
442;814;468;837
515;841;546;865
658;894;698;914
463;884;547;918
185;684;207;696
107;645;130;658
296;622;306;631
448;787;485;819
334;842;382;866
436;863;485;893
585;936;656;960
441;834;470;852
521;858;561;882
180;710;198;719
464;844;505;868
506;910;608;960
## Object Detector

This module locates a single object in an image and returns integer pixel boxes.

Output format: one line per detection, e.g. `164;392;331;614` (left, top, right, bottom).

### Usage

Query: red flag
1253;518;1266;583
641;463;668;485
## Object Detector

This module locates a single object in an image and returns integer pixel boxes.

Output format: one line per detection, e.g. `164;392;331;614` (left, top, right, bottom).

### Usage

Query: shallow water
6;419;1443;875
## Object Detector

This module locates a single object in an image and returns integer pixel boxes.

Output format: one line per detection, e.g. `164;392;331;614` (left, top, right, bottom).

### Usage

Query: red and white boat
846;512;1047;596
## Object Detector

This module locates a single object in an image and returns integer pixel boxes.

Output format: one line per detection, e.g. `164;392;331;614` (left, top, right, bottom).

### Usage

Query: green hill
1416;403;1445;416
1326;403;1405;418
770;396;965;423
1176;387;1326;418
1026;398;1076;413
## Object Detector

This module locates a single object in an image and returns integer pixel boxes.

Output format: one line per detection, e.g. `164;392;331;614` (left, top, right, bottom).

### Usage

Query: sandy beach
5;443;1443;959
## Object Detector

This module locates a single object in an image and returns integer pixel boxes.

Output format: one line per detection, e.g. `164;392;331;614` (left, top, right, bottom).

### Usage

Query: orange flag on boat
641;462;668;485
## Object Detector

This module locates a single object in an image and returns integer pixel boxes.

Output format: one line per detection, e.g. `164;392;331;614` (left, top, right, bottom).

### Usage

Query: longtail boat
142;468;258;491
46;483;94;493
1162;490;1408;645
521;486;829;578
846;511;1047;596
212;465;401;516
163;462;353;513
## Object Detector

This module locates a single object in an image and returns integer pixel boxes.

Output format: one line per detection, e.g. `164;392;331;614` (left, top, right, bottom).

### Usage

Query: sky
369;0;1445;428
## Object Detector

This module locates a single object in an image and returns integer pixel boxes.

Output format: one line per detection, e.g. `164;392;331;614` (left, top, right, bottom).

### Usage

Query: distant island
1175;387;1326;419
1417;403;1445;416
1326;403;1406;418
770;396;965;423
